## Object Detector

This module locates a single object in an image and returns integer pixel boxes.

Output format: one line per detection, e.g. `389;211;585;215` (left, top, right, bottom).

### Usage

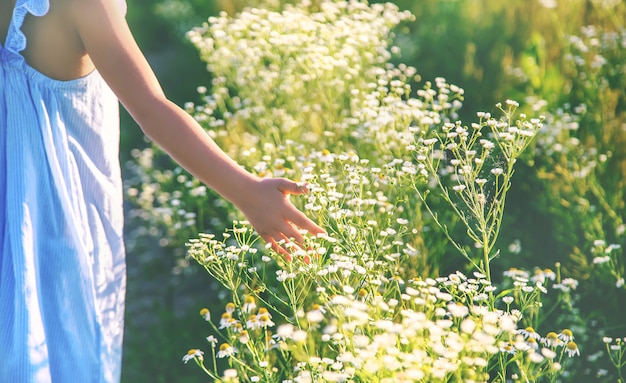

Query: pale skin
0;0;325;253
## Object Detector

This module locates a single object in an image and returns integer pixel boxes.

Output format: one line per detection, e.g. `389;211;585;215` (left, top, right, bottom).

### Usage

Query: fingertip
293;181;308;195
312;226;327;237
309;221;326;235
267;238;287;255
282;179;308;195
297;182;309;193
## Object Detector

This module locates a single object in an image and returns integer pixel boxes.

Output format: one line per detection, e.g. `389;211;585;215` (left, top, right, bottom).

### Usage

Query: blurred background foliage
120;0;626;382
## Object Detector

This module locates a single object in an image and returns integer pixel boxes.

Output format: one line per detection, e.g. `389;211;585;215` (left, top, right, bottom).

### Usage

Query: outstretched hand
231;177;326;255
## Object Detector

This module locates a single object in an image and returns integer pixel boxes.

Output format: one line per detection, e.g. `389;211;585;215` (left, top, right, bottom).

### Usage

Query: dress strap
4;0;49;55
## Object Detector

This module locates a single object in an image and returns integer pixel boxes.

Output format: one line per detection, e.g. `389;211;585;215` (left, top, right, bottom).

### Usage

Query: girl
0;0;325;382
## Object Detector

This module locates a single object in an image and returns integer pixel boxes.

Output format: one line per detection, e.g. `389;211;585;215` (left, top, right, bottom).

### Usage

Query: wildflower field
121;0;626;382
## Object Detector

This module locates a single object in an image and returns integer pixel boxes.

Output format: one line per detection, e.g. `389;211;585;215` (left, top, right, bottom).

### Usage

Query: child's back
1;0;98;80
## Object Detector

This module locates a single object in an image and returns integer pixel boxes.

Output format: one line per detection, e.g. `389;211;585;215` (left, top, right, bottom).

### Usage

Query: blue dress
0;1;127;382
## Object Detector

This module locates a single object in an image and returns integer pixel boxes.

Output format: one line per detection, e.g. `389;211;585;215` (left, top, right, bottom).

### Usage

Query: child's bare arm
70;0;324;252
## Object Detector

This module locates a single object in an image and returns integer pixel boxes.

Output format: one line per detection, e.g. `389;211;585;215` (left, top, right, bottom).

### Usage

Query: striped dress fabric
0;1;127;382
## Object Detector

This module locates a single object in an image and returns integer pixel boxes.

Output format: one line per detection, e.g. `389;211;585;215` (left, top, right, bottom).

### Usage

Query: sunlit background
120;1;626;382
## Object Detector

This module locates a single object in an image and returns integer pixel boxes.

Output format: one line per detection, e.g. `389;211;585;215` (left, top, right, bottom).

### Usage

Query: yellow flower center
219;343;231;351
566;341;578;350
561;329;573;337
